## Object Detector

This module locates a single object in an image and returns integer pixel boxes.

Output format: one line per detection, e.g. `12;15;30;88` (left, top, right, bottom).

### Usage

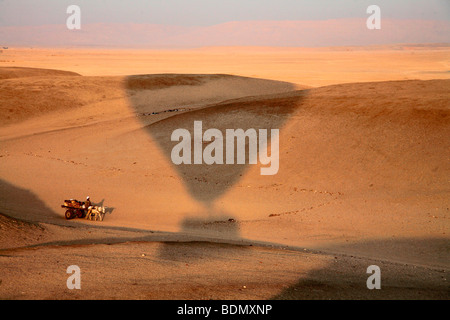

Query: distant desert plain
0;45;449;299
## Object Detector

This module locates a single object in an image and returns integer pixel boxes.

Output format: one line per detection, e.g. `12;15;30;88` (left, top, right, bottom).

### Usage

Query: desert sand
0;46;449;300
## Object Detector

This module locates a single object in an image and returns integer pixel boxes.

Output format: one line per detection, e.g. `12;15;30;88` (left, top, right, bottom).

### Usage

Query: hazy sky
0;0;449;27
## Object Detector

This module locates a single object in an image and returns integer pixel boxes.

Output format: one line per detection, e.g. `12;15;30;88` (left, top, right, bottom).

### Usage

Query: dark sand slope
0;67;81;80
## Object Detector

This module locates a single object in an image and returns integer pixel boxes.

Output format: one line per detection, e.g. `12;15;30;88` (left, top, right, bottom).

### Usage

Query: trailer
61;199;87;220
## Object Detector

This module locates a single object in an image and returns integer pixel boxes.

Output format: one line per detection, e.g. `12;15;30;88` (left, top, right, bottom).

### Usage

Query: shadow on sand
123;74;305;260
124;74;303;204
92;198;115;218
0;179;60;222
271;237;449;300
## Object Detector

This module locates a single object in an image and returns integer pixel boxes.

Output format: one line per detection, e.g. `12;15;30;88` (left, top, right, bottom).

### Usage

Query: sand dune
0;71;300;128
0;67;80;80
2;46;449;87
0;67;448;299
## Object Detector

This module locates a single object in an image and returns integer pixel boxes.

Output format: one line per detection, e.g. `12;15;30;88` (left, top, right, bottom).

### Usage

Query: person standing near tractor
83;196;92;217
84;196;91;208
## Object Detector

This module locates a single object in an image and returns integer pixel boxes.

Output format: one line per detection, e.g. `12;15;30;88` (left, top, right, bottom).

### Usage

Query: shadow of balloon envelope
124;74;305;259
124;75;304;205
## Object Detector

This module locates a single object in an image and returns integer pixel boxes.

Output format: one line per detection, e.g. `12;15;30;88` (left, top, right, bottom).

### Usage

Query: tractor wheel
65;210;74;220
77;209;86;218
